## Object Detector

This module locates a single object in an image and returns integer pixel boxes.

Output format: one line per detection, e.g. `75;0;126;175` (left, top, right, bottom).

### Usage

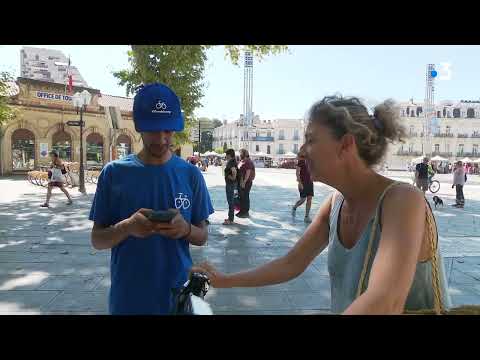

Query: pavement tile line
1;170;480;314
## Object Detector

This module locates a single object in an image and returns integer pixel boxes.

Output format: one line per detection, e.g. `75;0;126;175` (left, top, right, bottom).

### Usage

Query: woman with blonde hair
192;95;451;314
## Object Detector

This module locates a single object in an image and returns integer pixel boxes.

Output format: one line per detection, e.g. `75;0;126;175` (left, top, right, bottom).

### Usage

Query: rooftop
98;94;133;112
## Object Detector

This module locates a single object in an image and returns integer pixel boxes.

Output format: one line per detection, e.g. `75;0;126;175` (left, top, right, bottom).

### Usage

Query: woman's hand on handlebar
190;261;231;288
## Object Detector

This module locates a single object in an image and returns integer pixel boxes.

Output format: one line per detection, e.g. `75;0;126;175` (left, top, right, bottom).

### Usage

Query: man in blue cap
89;83;214;315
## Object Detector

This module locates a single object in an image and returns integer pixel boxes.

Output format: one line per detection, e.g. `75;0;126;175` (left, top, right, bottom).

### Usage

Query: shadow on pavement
1;177;480;314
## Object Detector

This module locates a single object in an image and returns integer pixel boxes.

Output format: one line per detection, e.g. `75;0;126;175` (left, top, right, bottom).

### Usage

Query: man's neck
137;148;172;165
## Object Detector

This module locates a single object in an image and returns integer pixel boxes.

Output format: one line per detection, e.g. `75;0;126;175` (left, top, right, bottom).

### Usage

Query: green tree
212;118;223;128
201;131;213;153
0;72;17;176
113;45;288;146
0;72;15;127
214;147;225;154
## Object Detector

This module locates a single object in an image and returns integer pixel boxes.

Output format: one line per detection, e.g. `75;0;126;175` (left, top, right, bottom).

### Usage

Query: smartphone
148;209;177;223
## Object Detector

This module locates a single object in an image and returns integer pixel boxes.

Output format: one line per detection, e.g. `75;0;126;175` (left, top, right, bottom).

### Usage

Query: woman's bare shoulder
382;182;426;216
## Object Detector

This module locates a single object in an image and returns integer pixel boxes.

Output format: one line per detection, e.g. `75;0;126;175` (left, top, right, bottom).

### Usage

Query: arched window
86;133;104;166
267;145;271;154
116;134;131;160
52;130;72;161
467;108;475;118
416;106;423;116
11;129;35;170
437;111;441;118
453;108;461;118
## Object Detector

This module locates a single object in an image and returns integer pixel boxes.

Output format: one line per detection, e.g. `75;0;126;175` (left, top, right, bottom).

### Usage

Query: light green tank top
327;183;452;314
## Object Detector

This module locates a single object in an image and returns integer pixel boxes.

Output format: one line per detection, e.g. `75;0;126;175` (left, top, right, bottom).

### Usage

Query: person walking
291;145;314;223
192;95;451;314
452;160;466;208
40;150;73;207
223;149;238;225
236;149;255;218
415;157;430;194
89;83;214;315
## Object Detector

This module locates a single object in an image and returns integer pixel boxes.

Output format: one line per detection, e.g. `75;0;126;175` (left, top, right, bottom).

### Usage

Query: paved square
1;168;480;314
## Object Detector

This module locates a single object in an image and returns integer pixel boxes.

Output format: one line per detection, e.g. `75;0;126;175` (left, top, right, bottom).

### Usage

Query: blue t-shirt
89;154;214;315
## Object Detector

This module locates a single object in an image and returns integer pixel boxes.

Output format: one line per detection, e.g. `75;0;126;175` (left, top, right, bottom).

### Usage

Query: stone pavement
1;167;480;315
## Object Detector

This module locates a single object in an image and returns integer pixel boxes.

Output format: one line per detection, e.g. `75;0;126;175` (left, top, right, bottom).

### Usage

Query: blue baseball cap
133;83;184;132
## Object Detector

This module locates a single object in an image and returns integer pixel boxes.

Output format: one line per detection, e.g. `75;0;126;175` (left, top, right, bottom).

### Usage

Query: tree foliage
0;72;16;130
113;45;288;146
223;45;289;66
212;118;223;128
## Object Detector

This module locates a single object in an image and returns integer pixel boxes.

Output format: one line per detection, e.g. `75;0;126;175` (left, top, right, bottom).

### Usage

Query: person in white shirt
452;161;466;208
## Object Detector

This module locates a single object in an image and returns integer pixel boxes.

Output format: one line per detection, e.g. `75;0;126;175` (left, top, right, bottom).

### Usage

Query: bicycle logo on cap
152;100;172;114
156;100;167;110
175;193;191;210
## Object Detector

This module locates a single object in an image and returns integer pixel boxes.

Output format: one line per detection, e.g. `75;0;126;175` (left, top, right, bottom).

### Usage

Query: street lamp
72;89;91;194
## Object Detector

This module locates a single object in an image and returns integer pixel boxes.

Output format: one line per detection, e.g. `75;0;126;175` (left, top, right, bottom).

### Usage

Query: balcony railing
408;132;418;137
252;136;274;141
431;152;453;157
472;134;480;138
277;150;285;155
457;134;469;138
457;152;479;157
293;136;300;141
278;136;285;140
396;150;423;156
433;133;454;138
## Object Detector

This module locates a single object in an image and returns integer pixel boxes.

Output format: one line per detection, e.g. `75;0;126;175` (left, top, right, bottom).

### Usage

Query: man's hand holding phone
149;209;190;240
124;208;190;240
124;208;156;238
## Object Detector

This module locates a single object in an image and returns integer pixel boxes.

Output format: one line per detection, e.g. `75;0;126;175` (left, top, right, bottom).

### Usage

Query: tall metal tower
243;51;254;127
424;64;436;157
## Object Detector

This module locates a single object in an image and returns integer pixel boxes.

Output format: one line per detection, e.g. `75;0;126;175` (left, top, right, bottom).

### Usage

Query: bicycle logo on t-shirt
175;193;191;210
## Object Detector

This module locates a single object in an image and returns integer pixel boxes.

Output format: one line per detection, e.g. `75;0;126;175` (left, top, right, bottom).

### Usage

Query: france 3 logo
429;63;452;81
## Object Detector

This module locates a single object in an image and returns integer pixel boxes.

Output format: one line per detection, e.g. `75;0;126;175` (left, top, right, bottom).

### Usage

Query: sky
2;45;480;122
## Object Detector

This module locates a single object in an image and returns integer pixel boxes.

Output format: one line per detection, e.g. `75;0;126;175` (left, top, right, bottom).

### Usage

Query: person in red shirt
237;149;255;218
292;145;314;223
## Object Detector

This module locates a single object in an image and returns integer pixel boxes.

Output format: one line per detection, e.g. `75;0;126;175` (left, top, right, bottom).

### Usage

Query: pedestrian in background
415;157;430;194
223;149;238;225
237;149;255;218
40;150;73;207
291;145;314;223
452;160;466;208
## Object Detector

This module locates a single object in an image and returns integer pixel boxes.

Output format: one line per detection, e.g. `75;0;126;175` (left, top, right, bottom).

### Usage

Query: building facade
212;115;306;156
20;47;88;87
385;99;480;168
1;77;193;175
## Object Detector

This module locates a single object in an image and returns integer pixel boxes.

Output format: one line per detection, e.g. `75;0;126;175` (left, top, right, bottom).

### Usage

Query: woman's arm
191;194;333;288
343;186;426;315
